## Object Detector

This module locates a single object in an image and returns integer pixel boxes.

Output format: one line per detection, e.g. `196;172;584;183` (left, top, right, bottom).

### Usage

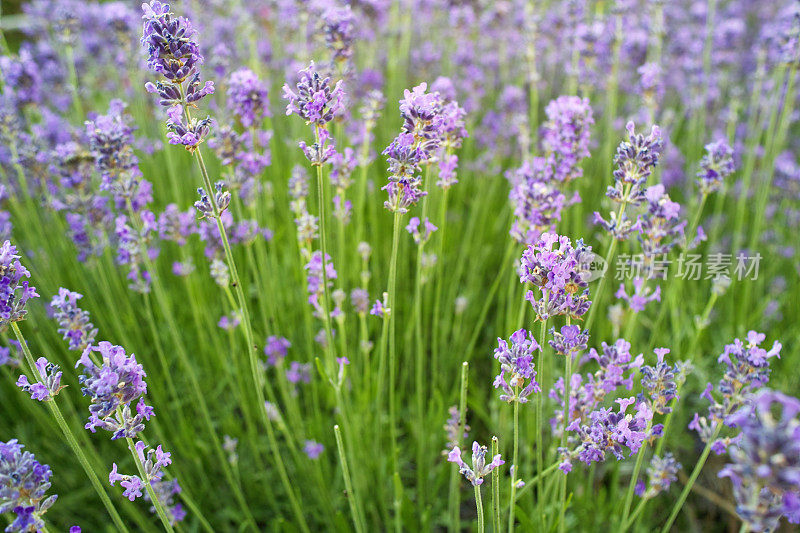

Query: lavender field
1;0;799;531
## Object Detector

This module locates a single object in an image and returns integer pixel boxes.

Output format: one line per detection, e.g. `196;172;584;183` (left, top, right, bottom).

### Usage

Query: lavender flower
493;329;541;403
639;348;681;415
76;341;153;439
50;288;98;352
109;441;171;503
0;240;39;327
194;182;231;220
141;1;215;149
549;325;589;357
564;397;659;469
321;5;356;63
305;251;338;317
85;100;150;210
0;440;57;532
264;336;290;366
519;233;593;320
370;293;390;318
448;441;504;486
282;61;345;126
16;357;65;401
639;453;681;499
697;140;735;195
303;440;324;460
615;279;661;313
594;123;663;240
690;331;782;454
719;390;800;530
350;288;369;314
406;217;437;245
382;132;426;213
227;68;270;128
540;96;594;184
146;478;186;525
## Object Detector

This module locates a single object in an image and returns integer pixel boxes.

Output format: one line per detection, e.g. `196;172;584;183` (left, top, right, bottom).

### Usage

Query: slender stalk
313;126;337;373
334;424;366;533
11;323;129;533
660;424;723;532
491;436;501;533
474;485;485;533
535;306;548;531
508;386;520;533
557;317;574;533
448;362;469;532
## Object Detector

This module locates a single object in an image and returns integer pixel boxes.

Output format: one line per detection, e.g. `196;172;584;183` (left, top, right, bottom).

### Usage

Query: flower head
283;62;345;126
227;68;270;127
494;329;541;403
448;441;504;486
16;357;65;401
0;439;57;532
0;240;39;327
719;390;800;531
50;288;98;352
697;140;735;195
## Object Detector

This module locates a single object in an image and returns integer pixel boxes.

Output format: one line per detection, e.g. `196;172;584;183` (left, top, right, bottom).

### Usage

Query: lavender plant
0;1;799;531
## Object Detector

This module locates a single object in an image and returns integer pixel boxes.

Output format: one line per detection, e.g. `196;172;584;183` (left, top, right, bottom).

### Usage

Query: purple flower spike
16;357;65;401
493;329;541;404
448;441;504;486
0;240;39;327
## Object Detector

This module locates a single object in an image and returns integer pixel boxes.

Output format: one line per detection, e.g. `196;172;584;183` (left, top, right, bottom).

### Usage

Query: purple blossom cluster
141;1;215;149
49;288;98;352
519;233;593;321
16;357;65;402
85;99;151;211
383;82;468;212
560;396;660;472
283;61;345;127
109;442;173;508
719;390;800;530
697;140;736;195
447;441;504;486
508;96;591;244
690;331;782;455
305;251;339;318
635;452;681;499
0;241;39;326
549;339;644;442
76;341;153;440
540;96;594;184
0;440;57;533
493;329;541;404
227;68;271;128
615;279;661;313
594;122;663;240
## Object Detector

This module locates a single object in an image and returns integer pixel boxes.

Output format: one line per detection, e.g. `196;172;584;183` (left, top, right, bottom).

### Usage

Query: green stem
557;319;574;533
387;211;403;532
449;362;469;532
535;309;549;531
508;388;520;533
491;436;501;533
661;424;723;532
334;424;366;533
474;485;485;533
10;323;129;533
